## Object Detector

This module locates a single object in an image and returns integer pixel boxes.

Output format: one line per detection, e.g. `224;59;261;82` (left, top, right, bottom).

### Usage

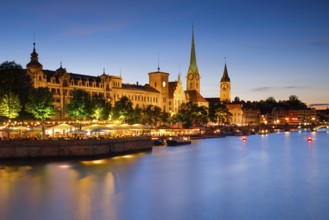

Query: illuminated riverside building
25;28;208;119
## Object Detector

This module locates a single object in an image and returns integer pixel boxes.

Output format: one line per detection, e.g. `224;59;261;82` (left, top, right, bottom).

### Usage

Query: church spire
221;62;230;82
188;24;198;75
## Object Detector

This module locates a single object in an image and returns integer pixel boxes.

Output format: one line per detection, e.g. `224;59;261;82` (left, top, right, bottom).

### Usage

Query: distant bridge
313;125;329;131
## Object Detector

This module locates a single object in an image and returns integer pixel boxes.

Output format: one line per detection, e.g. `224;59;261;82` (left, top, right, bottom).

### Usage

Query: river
1;131;329;220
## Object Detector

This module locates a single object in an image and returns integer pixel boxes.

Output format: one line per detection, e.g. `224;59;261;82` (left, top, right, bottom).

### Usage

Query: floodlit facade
25;28;208;119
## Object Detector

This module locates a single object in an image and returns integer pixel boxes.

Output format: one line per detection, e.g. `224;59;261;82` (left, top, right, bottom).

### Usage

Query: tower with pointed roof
26;42;46;88
220;62;231;103
186;26;200;93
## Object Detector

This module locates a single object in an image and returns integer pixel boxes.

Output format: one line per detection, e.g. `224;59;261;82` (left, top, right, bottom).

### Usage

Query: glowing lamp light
242;136;247;141
307;137;312;142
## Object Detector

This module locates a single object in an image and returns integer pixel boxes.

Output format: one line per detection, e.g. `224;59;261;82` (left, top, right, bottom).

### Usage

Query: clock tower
186;26;200;93
220;63;231;103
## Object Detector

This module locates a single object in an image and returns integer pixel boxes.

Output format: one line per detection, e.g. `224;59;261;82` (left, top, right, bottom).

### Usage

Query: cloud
309;39;329;47
251;86;308;91
282;86;307;89
67;23;123;36
309;103;329;107
252;86;273;91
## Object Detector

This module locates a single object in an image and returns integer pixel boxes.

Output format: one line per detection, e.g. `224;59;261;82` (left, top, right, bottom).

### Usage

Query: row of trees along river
0;61;315;132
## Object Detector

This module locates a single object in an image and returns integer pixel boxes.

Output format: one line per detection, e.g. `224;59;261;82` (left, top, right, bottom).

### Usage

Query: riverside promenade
0;136;152;159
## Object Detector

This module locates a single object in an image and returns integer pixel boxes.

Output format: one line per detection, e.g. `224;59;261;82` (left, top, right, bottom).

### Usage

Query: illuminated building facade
26;27;209;119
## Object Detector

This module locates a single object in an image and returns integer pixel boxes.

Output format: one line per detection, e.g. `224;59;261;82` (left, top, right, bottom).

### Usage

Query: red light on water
307;137;312;142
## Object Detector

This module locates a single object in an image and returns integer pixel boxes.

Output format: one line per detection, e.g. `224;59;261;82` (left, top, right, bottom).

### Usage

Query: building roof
122;83;160;93
185;90;208;103
26;43;43;69
205;97;220;106
148;69;170;76
188;26;199;75
226;103;242;110
220;64;230;82
42;70;101;83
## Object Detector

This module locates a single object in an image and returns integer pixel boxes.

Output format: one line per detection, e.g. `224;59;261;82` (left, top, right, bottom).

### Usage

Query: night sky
1;0;328;106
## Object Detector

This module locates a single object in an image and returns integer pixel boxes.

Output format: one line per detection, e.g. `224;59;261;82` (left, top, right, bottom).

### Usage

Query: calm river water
1;131;329;220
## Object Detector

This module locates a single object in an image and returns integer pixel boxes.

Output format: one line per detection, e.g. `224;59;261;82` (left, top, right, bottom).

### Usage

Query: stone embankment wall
0;136;152;159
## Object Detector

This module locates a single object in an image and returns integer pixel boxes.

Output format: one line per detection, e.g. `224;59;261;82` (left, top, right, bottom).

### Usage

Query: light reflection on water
1;132;329;220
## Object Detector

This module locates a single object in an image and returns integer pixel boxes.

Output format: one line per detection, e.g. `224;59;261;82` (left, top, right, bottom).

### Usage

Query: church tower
186;26;200;93
220;62;231;103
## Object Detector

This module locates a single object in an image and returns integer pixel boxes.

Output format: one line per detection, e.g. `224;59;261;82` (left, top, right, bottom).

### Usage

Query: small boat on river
166;136;191;146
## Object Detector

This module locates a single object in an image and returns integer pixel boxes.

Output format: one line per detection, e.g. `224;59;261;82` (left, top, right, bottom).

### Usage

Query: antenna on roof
103;68;105;74
60;61;62;68
178;64;181;80
120;67;122;77
157;52;160;71
33;32;36;49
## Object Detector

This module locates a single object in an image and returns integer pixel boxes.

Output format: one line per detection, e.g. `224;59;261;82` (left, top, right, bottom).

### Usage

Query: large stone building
25;28;208;119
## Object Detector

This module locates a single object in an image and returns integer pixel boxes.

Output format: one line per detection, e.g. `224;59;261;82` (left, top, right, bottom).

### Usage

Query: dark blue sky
1;0;328;105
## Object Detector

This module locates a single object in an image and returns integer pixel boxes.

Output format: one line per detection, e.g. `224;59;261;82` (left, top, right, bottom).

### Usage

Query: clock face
188;73;194;80
162;81;166;87
221;83;229;91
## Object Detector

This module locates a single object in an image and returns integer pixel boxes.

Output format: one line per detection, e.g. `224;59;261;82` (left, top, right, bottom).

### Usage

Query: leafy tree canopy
91;95;111;120
66;89;92;120
175;102;208;128
0;92;22;119
25;87;56;121
112;96;134;123
0;61;33;112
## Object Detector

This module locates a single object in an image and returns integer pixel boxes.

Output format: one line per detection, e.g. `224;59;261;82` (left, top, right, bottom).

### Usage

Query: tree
26;87;56;139
66;90;92;121
131;105;142;124
112;96;134;123
91;95;111;120
160;111;170;125
194;105;209;126
175;102;208;128
287;95;307;110
209;102;232;125
142;105;162;127
0;61;33;118
0;92;22;119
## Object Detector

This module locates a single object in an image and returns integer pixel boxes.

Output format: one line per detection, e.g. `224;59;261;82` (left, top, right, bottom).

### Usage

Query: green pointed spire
188;25;198;75
221;63;230;82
